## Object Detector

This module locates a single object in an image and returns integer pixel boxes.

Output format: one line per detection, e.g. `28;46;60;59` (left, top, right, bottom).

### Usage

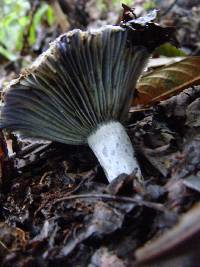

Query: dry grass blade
133;56;200;106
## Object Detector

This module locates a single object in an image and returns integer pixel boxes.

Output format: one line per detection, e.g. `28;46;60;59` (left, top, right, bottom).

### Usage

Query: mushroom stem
87;121;141;182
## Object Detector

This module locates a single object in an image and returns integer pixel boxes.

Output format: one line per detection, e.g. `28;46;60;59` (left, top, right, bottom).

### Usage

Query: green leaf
112;0;134;5
0;45;17;61
46;6;55;25
28;24;37;46
0;0;55;57
18;16;29;27
143;0;156;11
155;43;187;57
33;3;49;26
28;3;55;46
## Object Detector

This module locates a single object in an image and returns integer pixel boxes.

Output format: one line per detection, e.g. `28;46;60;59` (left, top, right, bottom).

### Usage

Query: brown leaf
134;203;200;267
133;56;200;106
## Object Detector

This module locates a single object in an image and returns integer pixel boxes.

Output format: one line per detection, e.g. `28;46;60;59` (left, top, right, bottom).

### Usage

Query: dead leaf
183;175;200;193
134;203;200;267
0;223;29;252
60;201;134;256
133;56;200;106
89;247;126;267
185;98;200;127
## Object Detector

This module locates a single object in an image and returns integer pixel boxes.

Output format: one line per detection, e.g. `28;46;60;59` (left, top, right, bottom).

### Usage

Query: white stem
87;121;141;182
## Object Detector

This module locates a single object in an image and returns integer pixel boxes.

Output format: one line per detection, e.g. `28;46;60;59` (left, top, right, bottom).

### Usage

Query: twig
34;175;93;216
54;193;167;212
0;240;9;251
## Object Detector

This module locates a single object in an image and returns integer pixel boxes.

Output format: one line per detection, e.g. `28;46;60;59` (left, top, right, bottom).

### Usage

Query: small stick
54;193;167;212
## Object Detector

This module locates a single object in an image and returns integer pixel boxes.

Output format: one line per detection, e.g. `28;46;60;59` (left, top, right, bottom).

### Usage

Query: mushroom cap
1;25;150;144
1;7;177;145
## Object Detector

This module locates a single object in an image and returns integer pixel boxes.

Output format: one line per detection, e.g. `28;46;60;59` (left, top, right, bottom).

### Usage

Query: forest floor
0;1;200;266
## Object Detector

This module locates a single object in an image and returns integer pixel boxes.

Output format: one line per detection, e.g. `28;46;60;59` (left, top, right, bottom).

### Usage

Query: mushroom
0;9;176;182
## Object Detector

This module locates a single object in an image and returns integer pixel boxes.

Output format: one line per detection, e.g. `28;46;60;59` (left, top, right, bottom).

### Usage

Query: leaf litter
0;85;200;266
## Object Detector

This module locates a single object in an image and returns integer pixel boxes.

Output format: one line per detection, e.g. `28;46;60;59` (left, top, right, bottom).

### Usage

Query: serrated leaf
133;56;200;106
